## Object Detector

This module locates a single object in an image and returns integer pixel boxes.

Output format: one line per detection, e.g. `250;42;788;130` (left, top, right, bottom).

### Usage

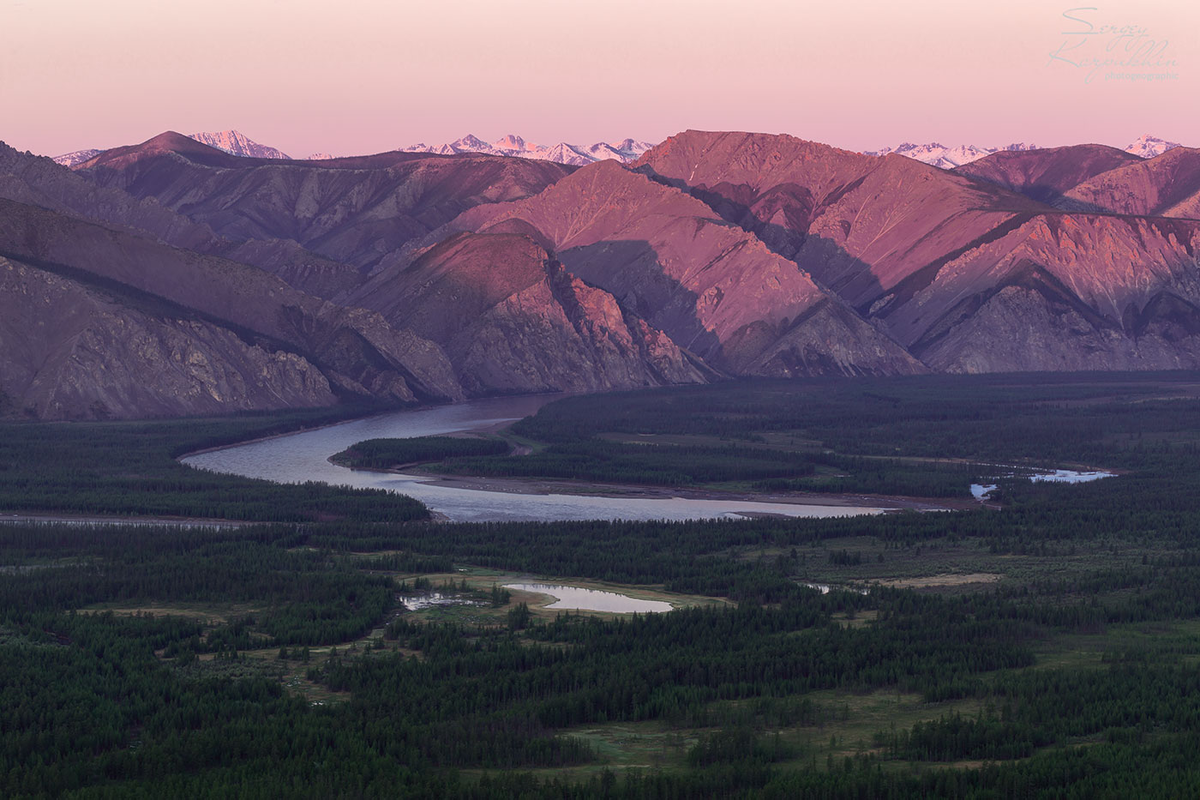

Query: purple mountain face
8;128;1200;419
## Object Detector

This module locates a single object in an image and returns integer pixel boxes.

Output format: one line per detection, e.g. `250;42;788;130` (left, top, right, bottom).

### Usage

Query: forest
4;372;1200;797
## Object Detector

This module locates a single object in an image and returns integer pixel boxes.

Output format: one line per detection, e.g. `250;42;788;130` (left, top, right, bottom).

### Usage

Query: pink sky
1;0;1196;157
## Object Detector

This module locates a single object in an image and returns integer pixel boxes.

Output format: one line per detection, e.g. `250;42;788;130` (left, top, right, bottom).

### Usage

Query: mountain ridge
402;134;655;166
865;135;1186;168
10;127;1200;419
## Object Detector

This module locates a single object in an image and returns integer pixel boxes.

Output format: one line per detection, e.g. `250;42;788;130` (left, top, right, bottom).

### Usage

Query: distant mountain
1125;134;1182;159
868;136;1187;168
441;159;925;377
864;142;1040;169
0;132;715;416
953;144;1143;205
79;131;573;272
954;143;1200;219
637;130;1200;373
2;139;365;301
402;134;655;166
1058;146;1200;218
14;127;1200;419
188;130;291;159
51;149;102;167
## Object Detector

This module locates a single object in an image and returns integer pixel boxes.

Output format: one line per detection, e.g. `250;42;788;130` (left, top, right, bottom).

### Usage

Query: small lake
181;396;896;523
504;583;674;613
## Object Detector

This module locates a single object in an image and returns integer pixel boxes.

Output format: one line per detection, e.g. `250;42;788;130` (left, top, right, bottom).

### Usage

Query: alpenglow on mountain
864;142;1042;168
52;131;653;167
1123;134;1183;159
865;135;1185;169
11;128;1200;420
187;130;292;159
401;134;655;166
52;130;323;165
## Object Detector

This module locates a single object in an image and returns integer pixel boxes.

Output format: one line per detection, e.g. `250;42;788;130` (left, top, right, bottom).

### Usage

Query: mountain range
400;134;655;166
54;131;1185;172
187;130;292;159
865;135;1182;168
53;131;655;169
863;142;1041;169
5;128;1198;419
52;130;328;166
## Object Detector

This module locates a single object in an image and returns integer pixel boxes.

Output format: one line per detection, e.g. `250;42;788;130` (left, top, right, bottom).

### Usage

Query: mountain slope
634;130;1044;309
78;132;574;270
2;140;365;300
189;130;291;159
0;256;334;420
350;231;712;393
636;130;1200;373
899;214;1200;372
51;149;102;167
0;196;465;409
403;134;654;166
952;145;1143;205
864;142;1039;168
1057;147;1200;219
3;140;718;416
446;160;924;377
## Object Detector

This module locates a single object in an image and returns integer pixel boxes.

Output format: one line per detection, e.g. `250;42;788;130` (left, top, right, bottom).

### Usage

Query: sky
1;0;1196;157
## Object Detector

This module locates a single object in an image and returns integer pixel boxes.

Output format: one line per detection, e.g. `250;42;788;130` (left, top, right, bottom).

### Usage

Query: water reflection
970;468;1115;500
181;396;895;523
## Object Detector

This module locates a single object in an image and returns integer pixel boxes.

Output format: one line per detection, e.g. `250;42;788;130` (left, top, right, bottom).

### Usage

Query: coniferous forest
6;373;1200;797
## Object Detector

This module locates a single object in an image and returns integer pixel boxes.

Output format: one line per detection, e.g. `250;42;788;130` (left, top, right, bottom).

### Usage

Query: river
181;396;896;523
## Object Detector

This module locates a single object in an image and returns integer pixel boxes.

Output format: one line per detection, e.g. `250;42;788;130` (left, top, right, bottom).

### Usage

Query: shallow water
504;583;673;613
181;396;894;523
970;468;1115;499
400;592;483;611
800;581;869;596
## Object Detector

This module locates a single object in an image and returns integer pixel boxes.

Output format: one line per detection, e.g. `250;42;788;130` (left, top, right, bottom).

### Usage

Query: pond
503;583;674;613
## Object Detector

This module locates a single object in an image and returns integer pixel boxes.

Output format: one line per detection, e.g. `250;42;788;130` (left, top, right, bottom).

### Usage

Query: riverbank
337;466;965;513
0;512;247;528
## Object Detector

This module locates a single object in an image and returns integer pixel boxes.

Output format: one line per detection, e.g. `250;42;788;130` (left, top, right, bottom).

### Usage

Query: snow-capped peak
864;142;1040;169
611;138;654;157
188;130;291;160
51;149;102;167
401;134;656;166
1124;135;1182;159
449;134;492;152
494;134;527;152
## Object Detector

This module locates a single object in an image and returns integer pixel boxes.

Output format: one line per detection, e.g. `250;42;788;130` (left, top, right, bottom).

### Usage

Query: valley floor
5;373;1200;797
